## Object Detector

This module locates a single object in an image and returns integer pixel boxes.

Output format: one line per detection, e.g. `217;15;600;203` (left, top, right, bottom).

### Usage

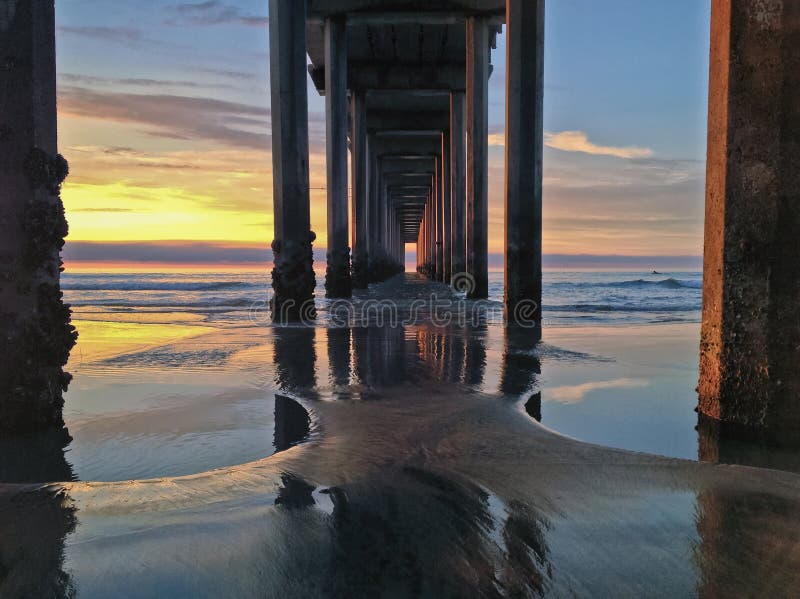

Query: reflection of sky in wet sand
539;323;702;460
548;378;650;404
2;275;800;597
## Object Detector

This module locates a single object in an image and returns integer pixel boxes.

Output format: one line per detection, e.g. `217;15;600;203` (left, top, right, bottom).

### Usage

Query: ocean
62;270;703;327
24;269;710;483
7;269;800;598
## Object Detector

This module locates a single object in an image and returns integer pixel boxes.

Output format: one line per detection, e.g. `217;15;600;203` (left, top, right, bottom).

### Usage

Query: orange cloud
488;130;653;160
544;131;654;159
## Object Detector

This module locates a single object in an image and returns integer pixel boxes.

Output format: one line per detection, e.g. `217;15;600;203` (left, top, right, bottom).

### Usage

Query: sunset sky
56;0;711;268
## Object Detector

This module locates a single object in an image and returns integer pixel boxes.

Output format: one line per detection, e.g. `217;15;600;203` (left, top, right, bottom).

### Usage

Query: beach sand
1;275;799;597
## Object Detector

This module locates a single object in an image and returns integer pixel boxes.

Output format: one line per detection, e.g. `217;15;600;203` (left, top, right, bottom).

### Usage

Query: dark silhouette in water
0;487;77;599
697;413;800;474
273;325;317;395
274;395;312;452
0;427;74;484
0;426;76;598
693;488;799;598
271;466;553;598
501;325;543;421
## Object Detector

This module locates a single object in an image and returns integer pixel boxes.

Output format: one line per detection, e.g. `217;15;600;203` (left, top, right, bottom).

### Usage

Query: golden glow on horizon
64;181;272;242
63;261;269;274
59;110;702;262
60;120;331;248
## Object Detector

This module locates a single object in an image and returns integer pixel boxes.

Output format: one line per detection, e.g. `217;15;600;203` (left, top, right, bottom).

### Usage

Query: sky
55;0;711;269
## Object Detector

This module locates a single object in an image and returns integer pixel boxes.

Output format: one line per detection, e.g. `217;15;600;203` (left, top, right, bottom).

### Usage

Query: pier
270;0;543;314
266;0;800;436
1;2;800;594
0;1;797;439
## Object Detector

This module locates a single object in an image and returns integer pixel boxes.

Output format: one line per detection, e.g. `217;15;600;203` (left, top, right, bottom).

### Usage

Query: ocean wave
615;278;701;290
62;281;255;291
549;278;701;290
547;303;700;313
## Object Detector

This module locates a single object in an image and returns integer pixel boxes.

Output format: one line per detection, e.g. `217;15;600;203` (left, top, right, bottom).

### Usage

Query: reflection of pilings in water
0;426;74;484
417;325;486;387
693;488;800;598
273;326;317;394
501;325;542;421
417;326;444;382
442;326;465;384
416;327;445;382
353;325;407;392
317;467;553;598
500;500;553;597
352;326;372;393
464;324;487;387
380;325;405;385
437;329;448;381
697;413;800;474
274;473;316;510
274;395;311;452
448;327;467;384
0;487;76;598
524;393;543;423
440;326;457;383
0;416;76;595
326;326;351;390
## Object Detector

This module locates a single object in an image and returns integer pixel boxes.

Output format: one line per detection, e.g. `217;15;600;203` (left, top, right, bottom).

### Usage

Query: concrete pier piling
466;16;490;299
305;6;501;290
698;0;800;433
269;0;316;321
442;131;452;284
434;157;443;281
450;91;467;282
504;0;544;325
0;0;77;433
350;91;369;289
0;0;795;446
323;16;352;299
276;1;800;435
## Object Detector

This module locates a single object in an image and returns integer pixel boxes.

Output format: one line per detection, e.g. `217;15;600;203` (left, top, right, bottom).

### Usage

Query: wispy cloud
168;1;268;27
187;66;254;80
487;132;506;147
58;25;144;46
59;85;326;153
59;86;270;149
59;73;236;92
545;131;654;159
488;129;654;160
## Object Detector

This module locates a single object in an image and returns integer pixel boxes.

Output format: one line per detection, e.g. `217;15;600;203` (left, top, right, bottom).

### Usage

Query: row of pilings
1;0;798;439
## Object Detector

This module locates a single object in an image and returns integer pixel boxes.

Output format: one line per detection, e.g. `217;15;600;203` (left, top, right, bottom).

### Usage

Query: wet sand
1;275;799;597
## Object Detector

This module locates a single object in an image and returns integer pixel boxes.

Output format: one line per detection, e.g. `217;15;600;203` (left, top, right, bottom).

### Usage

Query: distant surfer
652;270;662;275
